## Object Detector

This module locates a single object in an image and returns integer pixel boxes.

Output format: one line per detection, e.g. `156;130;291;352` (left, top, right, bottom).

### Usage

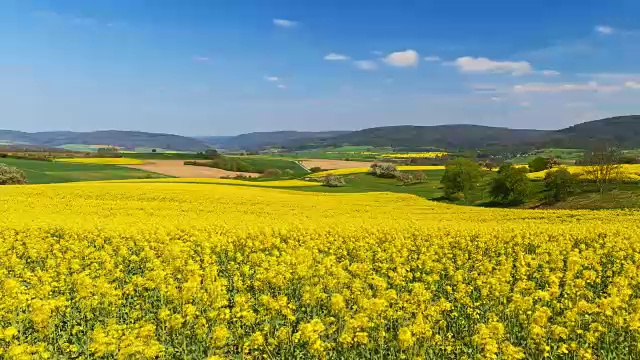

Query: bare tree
582;146;624;194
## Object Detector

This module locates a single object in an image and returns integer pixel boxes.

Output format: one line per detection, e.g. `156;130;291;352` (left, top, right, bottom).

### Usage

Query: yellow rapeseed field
527;164;640;180
55;158;147;165
94;178;321;187
310;165;446;178
1;182;640;359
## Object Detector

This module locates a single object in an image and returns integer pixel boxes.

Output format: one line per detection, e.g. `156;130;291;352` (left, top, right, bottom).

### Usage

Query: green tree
544;167;577;203
527;156;551;172
490;164;530;204
0;164;27;185
204;149;220;159
440;159;482;203
582;146;623;194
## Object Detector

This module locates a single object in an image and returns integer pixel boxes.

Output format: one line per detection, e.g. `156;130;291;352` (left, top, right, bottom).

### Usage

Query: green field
262;146;392;160
0;158;168;184
510;148;585;164
230;156;309;176
120;152;204;160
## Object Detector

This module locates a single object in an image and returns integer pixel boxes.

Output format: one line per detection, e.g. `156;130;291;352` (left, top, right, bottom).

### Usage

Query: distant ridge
3;115;639;153
213;115;640;151
0;130;209;152
217;131;351;151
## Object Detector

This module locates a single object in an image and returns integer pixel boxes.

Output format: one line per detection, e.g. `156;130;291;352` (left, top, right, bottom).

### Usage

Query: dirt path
300;159;373;170
122;160;261;178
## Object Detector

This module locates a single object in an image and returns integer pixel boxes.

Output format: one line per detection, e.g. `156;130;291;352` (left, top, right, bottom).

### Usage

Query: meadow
55;158;147;165
0;158;167;184
2;181;640;359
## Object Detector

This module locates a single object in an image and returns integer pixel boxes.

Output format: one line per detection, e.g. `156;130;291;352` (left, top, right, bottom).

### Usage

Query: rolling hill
3;115;640;153
323;125;549;151
218;131;351;151
0;130;209;152
257;116;640;152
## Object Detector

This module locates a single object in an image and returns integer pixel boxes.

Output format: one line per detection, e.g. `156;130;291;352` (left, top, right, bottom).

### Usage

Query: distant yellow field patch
55;158;146;165
310;165;445;178
91;178;321;187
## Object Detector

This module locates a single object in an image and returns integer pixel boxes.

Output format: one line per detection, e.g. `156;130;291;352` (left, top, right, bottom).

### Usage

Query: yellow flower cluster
379;152;448;158
55;157;147;165
1;182;640;358
310;165;445;178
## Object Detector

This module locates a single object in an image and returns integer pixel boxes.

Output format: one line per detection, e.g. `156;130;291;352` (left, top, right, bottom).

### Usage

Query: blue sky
1;0;639;135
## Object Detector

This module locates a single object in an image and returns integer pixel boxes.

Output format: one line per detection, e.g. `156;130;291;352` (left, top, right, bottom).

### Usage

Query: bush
544;167;577;203
481;161;497;171
309;167;323;173
263;168;283;178
490;164;530;205
0;164;27;185
395;172;415;186
619;155;640;164
283;169;294;177
322;174;346;187
368;163;398;178
528;156;551;172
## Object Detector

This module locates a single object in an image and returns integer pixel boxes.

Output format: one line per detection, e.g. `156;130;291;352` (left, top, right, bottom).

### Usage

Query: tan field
300;159;373;170
123;160;261;178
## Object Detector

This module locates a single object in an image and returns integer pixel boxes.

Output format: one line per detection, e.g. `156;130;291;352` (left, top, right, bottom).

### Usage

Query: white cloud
453;56;533;75
264;76;279;82
423;55;442;62
519;101;532;108
324;53;350;61
354;60;378;71
192;56;211;63
490;96;503;102
383;49;419;67
513;82;622;93
273;19;297;28
277;84;287;89
625;81;640;89
595;25;614;35
541;70;560;76
371;50;383;56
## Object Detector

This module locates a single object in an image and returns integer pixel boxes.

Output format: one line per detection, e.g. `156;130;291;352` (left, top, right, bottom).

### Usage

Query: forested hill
245;115;640;151
0;130;209;152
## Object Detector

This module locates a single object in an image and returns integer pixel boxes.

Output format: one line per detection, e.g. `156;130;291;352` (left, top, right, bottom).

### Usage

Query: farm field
527;164;640;180
228;156;309;176
510;149;586;165
55;157;147;165
2;182;640;358
299;159;373;170
0;157;167;184
309;165;446;178
123;160;261;178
